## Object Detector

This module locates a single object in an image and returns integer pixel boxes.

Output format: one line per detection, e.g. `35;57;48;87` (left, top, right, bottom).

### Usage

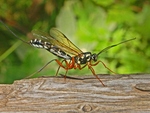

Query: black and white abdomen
30;39;51;49
30;39;71;60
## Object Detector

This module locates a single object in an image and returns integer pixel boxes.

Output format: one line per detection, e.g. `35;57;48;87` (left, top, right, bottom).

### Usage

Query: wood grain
0;74;150;112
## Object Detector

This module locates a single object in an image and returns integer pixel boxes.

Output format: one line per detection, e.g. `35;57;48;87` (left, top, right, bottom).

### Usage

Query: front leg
89;61;100;66
90;60;116;74
76;63;87;70
87;63;105;86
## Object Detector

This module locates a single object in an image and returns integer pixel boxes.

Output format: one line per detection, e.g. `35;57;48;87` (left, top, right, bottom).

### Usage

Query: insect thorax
74;52;98;64
30;39;71;59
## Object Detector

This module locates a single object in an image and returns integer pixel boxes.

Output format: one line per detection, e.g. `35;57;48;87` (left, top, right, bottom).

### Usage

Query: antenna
97;38;136;56
0;20;29;44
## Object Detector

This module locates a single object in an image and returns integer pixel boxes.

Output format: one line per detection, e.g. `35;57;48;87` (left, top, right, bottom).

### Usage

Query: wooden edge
0;74;150;112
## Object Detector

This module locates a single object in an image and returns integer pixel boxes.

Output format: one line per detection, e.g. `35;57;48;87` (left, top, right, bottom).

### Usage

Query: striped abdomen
30;39;71;60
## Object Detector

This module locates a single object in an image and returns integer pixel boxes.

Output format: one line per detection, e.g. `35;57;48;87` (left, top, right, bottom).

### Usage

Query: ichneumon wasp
0;20;136;86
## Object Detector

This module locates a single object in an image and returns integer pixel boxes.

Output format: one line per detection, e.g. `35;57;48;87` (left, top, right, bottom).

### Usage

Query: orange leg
77;64;87;70
89;61;100;66
63;60;72;81
90;60;116;74
55;59;75;81
55;59;67;69
55;57;75;70
55;59;65;76
88;63;105;86
74;63;105;86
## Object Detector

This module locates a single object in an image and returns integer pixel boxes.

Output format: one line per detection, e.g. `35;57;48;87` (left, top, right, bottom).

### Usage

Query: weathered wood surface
0;74;150;113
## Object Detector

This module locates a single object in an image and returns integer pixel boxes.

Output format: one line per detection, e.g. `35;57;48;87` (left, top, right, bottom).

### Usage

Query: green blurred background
0;0;149;84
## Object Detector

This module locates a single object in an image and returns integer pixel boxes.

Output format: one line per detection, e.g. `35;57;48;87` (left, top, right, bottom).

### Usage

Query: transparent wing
32;28;83;56
49;28;83;55
32;30;51;41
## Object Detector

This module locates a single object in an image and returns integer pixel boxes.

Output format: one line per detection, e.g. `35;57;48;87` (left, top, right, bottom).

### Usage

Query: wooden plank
0;74;150;112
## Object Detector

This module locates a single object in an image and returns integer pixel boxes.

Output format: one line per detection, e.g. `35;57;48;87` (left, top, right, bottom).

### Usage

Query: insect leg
55;59;65;76
77;64;87;70
55;59;71;75
55;57;76;69
93;60;116;74
55;59;71;81
88;63;105;86
89;61;99;66
55;59;70;69
63;67;69;82
63;59;73;81
25;59;56;79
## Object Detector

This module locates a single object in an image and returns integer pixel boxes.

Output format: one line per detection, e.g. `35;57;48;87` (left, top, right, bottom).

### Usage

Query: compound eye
92;54;97;61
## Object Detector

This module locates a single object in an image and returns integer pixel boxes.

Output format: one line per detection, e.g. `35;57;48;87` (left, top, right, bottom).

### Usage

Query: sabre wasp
0;20;136;86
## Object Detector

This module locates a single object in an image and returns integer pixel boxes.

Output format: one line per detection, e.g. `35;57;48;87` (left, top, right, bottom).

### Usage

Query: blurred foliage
0;0;150;84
